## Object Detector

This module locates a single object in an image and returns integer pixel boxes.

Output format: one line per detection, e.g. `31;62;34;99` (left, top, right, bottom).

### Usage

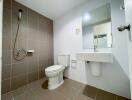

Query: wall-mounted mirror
82;3;112;49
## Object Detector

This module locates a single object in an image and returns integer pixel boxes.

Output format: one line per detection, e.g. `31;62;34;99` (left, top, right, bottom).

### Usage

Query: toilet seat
45;65;65;90
45;65;65;78
45;65;65;73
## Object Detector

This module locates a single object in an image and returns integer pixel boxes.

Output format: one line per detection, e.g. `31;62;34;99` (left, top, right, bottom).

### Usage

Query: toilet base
48;71;64;90
48;80;64;90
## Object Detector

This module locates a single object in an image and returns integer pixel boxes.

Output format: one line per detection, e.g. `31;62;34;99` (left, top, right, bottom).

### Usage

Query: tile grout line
10;0;13;92
26;7;29;84
116;95;118;100
94;88;98;100
37;14;40;80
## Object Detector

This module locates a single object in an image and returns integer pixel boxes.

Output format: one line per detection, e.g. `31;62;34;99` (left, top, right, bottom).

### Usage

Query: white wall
54;0;130;98
124;0;132;98
110;0;129;78
0;0;3;99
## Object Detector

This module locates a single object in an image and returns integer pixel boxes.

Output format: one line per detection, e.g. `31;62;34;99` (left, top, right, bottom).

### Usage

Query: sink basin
77;52;113;63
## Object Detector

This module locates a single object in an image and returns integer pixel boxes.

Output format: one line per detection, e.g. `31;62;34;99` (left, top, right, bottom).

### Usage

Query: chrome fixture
94;45;97;52
18;9;23;20
117;24;131;32
120;3;125;10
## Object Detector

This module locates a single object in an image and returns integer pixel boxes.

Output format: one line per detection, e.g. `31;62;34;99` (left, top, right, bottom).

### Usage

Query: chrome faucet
94;45;97;52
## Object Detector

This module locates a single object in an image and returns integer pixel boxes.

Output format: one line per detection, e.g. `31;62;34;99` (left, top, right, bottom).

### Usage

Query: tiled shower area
2;0;53;94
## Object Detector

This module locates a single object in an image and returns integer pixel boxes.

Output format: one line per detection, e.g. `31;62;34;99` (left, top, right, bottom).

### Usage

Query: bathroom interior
0;0;132;100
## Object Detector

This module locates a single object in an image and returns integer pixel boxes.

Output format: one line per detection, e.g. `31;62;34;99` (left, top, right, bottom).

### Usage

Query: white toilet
45;54;70;90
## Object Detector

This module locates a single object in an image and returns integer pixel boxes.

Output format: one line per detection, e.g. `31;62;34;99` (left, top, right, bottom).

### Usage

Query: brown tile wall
2;0;54;94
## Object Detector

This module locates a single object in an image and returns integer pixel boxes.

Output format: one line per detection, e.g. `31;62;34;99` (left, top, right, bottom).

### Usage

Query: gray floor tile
1;78;130;100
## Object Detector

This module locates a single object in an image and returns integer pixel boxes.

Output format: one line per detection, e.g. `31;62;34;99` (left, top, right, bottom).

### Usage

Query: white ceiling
15;0;88;20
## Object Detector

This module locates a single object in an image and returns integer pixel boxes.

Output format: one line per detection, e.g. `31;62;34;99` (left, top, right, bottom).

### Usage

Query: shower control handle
118;24;132;41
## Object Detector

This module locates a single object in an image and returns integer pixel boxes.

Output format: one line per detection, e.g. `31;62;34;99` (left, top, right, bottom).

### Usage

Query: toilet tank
58;54;70;67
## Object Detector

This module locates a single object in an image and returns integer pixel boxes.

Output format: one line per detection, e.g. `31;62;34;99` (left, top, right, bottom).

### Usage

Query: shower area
2;0;54;94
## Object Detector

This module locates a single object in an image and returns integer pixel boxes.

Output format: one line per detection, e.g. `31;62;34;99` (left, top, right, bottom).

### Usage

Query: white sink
77;52;113;63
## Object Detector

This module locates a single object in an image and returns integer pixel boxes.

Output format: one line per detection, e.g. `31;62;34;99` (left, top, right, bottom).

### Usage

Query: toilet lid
45;65;63;72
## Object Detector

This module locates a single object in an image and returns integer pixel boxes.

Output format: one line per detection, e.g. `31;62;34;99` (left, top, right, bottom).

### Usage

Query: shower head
18;9;23;20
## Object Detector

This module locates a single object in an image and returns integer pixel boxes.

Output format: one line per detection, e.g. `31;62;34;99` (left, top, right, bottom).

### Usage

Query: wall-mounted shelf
27;50;35;56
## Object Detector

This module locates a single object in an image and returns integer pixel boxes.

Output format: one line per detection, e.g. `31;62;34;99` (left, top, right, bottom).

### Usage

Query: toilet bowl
45;54;70;90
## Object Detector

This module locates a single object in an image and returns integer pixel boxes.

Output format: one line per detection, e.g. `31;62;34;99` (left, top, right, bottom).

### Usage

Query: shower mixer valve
15;49;27;57
16;49;27;57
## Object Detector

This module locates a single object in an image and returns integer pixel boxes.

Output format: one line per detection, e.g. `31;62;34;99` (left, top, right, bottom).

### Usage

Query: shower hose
13;15;27;61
